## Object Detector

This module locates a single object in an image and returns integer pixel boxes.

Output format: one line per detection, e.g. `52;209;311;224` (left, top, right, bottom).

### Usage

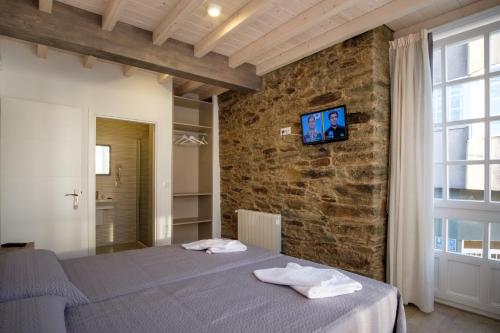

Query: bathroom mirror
95;144;111;175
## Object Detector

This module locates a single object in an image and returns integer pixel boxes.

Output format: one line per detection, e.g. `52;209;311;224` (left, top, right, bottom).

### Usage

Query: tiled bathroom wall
96;118;153;247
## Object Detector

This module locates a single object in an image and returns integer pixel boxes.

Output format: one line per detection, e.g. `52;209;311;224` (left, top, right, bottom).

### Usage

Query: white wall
0;37;173;252
212;96;221;238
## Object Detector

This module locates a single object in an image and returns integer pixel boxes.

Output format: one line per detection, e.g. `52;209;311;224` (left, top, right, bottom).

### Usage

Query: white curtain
387;30;434;313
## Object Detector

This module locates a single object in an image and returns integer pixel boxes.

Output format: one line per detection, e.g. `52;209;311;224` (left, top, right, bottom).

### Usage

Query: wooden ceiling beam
82;55;97;69
256;0;436;75
36;44;48;58
194;0;272;58
198;86;229;100
123;65;138;77
153;0;204;46
229;0;357;68
393;0;500;39
38;0;52;13
102;0;128;31
158;73;171;84
0;0;260;92
176;81;204;95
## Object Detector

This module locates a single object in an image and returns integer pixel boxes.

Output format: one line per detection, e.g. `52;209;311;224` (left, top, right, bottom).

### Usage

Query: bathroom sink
96;199;114;210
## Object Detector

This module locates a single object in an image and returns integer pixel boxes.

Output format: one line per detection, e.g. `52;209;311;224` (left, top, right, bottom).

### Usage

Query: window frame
434;21;500;263
95;144;111;176
434;20;500;212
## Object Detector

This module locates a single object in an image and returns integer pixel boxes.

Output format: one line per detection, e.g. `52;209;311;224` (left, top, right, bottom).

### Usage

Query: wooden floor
96;241;146;255
406;303;500;333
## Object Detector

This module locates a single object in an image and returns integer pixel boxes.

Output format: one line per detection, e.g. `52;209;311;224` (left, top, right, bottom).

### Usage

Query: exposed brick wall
218;26;393;281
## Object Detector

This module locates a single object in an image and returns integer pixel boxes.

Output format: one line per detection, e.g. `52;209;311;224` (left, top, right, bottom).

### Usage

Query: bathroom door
0;97;89;259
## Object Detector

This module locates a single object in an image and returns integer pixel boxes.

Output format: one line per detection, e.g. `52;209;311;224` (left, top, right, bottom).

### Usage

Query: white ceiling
54;0;494;95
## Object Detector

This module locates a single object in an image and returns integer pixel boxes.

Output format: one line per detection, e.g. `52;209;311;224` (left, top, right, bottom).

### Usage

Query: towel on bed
254;262;362;299
182;239;247;254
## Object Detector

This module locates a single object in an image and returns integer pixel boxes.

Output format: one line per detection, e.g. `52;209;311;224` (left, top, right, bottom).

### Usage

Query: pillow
0;249;89;306
0;295;67;333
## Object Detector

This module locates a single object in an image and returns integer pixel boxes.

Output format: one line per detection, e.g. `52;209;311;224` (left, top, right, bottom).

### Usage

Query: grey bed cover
63;246;406;333
61;244;280;302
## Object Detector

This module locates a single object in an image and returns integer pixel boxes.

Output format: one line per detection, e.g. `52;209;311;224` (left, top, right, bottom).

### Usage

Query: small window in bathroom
96;145;111;175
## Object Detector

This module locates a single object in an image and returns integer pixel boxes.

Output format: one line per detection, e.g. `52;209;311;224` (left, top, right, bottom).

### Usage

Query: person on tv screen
304;115;322;143
324;110;346;140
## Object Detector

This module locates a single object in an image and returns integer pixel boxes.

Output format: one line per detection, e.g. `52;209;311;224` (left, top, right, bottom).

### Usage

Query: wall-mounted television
300;105;348;145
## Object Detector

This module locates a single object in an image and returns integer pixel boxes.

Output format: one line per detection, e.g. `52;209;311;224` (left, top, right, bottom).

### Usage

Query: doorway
95;118;155;254
0;97;89;259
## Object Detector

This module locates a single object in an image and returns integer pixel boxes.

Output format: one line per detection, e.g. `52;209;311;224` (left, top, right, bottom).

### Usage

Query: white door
0;97;89;259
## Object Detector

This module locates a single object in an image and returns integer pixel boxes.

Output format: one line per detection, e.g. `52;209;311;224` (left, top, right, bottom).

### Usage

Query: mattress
61;244;281;302
66;255;406;333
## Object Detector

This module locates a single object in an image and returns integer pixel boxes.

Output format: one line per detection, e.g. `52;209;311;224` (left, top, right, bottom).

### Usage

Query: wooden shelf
173;217;212;226
174;96;212;110
173;122;212;132
173;192;212;197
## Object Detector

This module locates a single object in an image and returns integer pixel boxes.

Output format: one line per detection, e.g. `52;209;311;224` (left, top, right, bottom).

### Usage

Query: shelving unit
173;122;212;132
172;96;213;244
173;217;212;226
173;192;212;197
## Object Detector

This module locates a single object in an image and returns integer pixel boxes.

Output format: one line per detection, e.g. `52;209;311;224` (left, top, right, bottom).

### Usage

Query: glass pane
446;80;484;121
433;48;442;84
491;164;500;202
491;31;500;72
435;218;443;250
433;88;442;124
434;129;443;162
447;219;484;257
490;223;500;261
490;121;500;159
448;164;484;201
447;123;484;161
434;164;443;199
491;76;500;116
95;145;110;175
446;37;484;81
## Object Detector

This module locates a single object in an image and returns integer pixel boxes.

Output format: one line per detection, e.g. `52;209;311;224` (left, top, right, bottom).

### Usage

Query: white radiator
237;209;281;252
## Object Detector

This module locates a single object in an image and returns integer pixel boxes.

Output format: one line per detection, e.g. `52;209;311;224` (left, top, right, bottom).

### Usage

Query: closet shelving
173;192;212;197
173;122;212;132
173;217;212;226
172;96;213;243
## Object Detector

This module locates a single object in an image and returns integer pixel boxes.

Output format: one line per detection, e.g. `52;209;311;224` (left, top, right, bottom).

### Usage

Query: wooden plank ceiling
1;0;496;99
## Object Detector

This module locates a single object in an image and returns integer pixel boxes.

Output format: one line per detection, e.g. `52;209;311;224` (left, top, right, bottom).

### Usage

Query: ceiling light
208;4;221;17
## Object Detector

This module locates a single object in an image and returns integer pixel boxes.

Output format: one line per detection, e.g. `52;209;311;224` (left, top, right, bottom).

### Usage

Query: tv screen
300;105;347;145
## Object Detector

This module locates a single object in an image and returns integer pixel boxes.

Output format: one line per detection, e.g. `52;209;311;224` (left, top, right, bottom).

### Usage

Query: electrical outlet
280;127;291;136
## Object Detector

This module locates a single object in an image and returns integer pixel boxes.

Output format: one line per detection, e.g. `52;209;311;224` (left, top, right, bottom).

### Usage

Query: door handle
65;189;82;209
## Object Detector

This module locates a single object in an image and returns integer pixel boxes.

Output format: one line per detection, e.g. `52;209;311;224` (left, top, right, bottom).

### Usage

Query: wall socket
280;127;291;136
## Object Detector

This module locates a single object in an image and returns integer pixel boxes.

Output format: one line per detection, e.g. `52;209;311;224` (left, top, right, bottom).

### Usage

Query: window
433;21;500;262
434;218;443;250
447;219;484;257
490;223;500;260
490;31;500;72
434;30;499;203
95;145;111;175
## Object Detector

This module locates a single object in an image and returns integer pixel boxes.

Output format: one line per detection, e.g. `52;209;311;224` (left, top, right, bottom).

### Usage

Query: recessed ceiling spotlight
208;4;221;17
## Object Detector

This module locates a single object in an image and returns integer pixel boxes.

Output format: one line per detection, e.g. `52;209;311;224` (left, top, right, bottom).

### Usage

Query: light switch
280;127;291;136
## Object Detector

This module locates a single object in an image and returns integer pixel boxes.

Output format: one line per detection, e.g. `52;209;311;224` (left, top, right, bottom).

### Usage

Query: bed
0;245;406;333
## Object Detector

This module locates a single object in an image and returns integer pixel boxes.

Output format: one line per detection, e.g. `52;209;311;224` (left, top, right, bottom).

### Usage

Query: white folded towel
254;262;362;299
182;238;247;254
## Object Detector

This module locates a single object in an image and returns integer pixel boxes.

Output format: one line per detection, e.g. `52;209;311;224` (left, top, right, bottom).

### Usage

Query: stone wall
218;26;393;281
